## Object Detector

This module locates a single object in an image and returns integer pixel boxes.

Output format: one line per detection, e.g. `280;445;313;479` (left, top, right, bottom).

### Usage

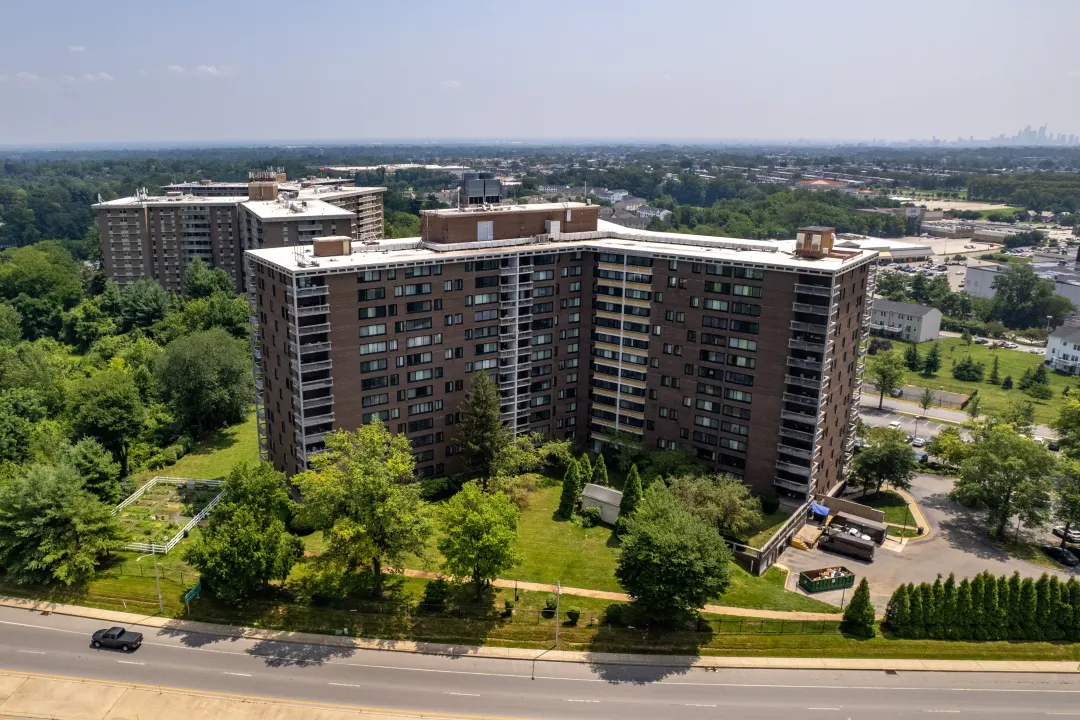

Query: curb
3;595;1079;673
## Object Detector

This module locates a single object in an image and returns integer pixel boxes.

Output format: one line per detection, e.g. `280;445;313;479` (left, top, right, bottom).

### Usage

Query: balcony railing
789;320;828;334
794;283;833;297
786;357;823;371
300;412;335;427
777;443;813;460
779;426;817;443
774;477;811;493
297;323;331;336
297;304;330;317
792;302;831;316
302;378;334;392
294;285;329;298
780;409;817;424
783;392;822;407
788;338;826;352
785;374;821;390
775;460;813;477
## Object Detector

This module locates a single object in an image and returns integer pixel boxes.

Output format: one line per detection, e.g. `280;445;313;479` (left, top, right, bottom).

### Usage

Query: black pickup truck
91;627;143;652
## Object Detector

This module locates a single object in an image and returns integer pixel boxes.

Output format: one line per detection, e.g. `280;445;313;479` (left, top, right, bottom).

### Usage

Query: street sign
184;581;201;604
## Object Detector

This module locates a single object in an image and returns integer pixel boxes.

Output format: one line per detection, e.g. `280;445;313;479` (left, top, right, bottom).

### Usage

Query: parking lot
859;406;950;439
780;473;1080;611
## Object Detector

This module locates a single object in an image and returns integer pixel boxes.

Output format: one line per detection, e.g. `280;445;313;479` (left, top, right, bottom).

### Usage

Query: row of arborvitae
885;571;1080;642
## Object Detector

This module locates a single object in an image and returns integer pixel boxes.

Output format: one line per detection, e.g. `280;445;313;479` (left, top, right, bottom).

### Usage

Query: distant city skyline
2;0;1079;147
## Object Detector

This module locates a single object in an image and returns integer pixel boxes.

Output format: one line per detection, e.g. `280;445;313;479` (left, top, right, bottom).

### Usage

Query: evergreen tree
616;463;643;535
995;574;1012;641
1018;366;1034;391
955;578;973;640
591;453;609;487
1033;363;1049;385
1035;574;1052;641
969;573;986;640
930;575;945;639
1019;577;1038;640
907;583;925;639
1007;571;1023;640
557;460;582;519
989;355;1001;384
942;574;957;640
842;578;876;638
1048;576;1066;641
903;343;922;372
1067;578;1080;642
923;342;942;376
982;572;1002;641
920;583;935;639
458;372;512;485
1001;375;1014;390
885;583;910;635
578;454;592;486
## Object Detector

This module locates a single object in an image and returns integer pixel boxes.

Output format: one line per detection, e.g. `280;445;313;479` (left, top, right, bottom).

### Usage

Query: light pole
137;546;164;614
554;581;561;648
1048;315;1054;331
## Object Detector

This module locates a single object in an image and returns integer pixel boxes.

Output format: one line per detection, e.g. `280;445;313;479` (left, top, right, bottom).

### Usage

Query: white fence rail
113;476;225;555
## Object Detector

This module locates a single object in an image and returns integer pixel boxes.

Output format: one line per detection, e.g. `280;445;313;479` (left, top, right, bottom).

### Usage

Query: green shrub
566;607;581;625
578;506;603;527
603;604;624;626
760;492;780;514
419;476;455;501
422;579;450;610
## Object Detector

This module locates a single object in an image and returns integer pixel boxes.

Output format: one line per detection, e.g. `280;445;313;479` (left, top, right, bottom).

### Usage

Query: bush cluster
885;572;1080;641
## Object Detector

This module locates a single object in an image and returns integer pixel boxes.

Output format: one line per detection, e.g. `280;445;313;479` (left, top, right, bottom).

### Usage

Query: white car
888;421;903;431
1003;342;1018;349
911;437;926;448
955;270;964;275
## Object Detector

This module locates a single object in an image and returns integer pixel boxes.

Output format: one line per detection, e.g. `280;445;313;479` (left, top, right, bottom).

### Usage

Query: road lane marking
808;709;840;711
328;683;364;688
17;651;45;655
684;704;717;707
565;699;600;703
924;712;960;714
223;672;251;677
116;661;144;665
445;692;480;697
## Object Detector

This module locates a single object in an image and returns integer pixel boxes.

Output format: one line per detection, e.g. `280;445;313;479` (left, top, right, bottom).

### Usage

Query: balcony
298;341;332;355
775;460;813;477
293;394;334;412
774;477;811;494
297;304;330;317
794;283;833;297
791;302;831;316
300;411;335;427
788;338;826;353
786;357;823;371
779;426;817;443
780;408;817;424
783;392;822;407
302;377;334;392
777;443;813;460
785;374;822;390
789;320;828;334
298;359;333;374
295;285;329;298
297;323;331;336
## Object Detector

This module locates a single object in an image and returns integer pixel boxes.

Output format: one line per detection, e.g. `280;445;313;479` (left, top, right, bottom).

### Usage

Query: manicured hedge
884;571;1080;641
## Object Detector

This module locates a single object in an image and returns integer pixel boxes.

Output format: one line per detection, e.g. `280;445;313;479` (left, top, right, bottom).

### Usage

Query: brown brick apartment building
92;177;385;293
246;206;877;501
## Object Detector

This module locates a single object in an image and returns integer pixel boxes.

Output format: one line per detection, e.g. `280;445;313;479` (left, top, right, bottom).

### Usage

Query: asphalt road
1;607;1080;718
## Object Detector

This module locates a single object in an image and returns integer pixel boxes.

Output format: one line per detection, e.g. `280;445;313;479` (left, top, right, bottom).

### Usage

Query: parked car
1048;439;1060;451
1052;526;1080;543
91;627;143;652
974;338;989;344
911;437;926;447
1041;545;1080;567
890;388;903;397
888;421;903;431
1003;342;1018;349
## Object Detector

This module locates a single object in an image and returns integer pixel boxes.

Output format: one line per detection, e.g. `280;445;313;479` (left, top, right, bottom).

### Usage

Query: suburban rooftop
94;193;248;208
240;197;355;221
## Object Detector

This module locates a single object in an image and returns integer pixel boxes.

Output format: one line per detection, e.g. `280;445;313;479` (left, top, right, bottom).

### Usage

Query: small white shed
580;483;623;525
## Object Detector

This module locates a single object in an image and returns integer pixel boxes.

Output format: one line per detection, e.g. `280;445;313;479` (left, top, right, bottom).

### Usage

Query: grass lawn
131;412;259;484
741;509;792;549
887;526;921;538
979;253;1030;264
859;490;916;526
985;534;1061;571
723;566;838;614
887;337;1065;425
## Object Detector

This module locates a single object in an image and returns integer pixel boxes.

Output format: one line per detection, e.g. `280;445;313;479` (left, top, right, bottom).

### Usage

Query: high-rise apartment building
92;175;385;293
247;204;877;502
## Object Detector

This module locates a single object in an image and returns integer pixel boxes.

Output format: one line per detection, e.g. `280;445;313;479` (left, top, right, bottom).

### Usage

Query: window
705;281;730;294
473;324;499;338
701;333;725;347
534;302;554;314
359;305;388;319
562;264;582;277
408;400;443;416
475;309;498;322
731;302;761;316
362;393;388;408
730;320;760;334
532;349;553;361
477;220;494;241
722;420;749;436
444;279;462;291
357;270;381;283
728;354;756;369
733;267;764;280
624;288;651;301
475;342;498;355
469;358;498;371
363;410;390;423
703;298;728;312
562;297;581;308
406;352;432;366
444;314;463;327
361;376;389;391
472;293;499;305
720;437;747;453
359;323;386;337
403;283;431;296
474;275;499;288
466;259;499;271
534;270;554;281
702;316;726;330
695;415;721;429
360;358;387;373
724;388;753;403
568;312;580;323
569;281;581;292
728;337;758;351
534;333;553;345
408;368;439;382
534;286;555;298
406;300;432;313
404;385;433;400
725;371;754;386
406;335;433;348
358;287;386;302
405;265;439;278
723;404;751;420
732;284;762;298
359;341;387;355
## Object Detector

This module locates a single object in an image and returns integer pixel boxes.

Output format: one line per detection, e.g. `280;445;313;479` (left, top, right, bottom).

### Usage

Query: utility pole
554;581;561;648
152;545;163;614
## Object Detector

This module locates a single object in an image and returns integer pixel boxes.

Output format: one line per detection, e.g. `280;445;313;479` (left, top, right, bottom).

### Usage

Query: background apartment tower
247;204;876;504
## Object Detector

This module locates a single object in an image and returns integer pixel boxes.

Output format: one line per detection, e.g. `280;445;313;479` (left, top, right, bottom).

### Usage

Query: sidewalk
0;670;463;720
2;594;1078;673
398;569;839;621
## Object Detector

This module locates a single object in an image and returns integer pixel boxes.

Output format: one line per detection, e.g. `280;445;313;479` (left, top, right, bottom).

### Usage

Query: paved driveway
779;473;1080;612
859;406;949;439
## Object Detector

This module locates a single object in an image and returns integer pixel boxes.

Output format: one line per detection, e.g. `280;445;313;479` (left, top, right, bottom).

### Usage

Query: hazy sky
2;0;1078;146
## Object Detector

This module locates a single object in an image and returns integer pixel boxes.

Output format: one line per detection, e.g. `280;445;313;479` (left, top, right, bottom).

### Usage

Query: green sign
184;581;201;604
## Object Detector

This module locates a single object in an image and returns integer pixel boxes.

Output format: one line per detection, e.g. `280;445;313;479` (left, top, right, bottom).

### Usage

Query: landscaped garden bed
113;477;224;553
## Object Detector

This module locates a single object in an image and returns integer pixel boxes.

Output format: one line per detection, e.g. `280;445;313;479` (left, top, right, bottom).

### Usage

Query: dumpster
798;566;855;594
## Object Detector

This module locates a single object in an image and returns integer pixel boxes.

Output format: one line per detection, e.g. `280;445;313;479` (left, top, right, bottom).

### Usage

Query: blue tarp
809;503;830;517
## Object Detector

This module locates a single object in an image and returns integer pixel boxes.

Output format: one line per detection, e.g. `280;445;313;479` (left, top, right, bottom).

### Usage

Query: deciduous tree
68;368;144;476
869;351;906;408
293;423;431;598
667;474;763;540
155;327;250;437
615;484;732;624
851;428;917;495
438;481;521;600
